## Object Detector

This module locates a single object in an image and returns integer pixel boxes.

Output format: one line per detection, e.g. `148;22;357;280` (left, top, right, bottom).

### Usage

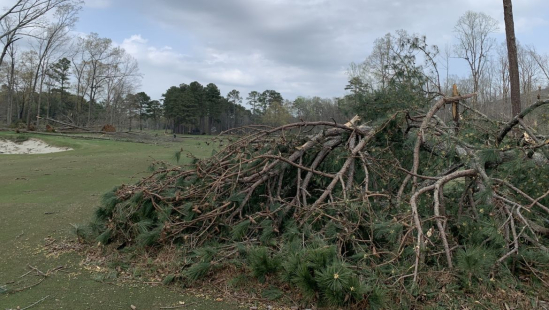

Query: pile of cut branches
84;95;549;308
92;115;380;252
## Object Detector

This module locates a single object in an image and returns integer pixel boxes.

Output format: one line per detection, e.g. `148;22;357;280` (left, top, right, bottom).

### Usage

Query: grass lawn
0;132;241;310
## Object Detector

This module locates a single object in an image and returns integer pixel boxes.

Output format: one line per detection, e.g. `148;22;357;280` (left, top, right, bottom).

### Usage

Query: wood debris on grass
80;98;549;307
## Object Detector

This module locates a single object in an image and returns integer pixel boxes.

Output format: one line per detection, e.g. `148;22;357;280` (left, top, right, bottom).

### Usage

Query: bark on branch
496;99;549;145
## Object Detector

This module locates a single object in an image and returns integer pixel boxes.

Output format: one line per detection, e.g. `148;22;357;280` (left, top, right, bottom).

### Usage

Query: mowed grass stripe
0;132;239;310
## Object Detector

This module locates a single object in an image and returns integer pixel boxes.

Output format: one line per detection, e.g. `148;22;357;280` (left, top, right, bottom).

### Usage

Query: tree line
159;83;350;134
343;10;549;126
0;0;347;133
144;9;549;134
0;0;141;130
1;3;548;134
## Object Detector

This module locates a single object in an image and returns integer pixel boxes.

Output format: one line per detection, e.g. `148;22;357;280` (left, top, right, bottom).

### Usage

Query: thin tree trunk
19;94;25;121
26;94;33;128
139;103;143;131
0;37;19;69
6;57;15;125
36;76;44;127
88;100;92;126
46;87;51;119
503;0;521;117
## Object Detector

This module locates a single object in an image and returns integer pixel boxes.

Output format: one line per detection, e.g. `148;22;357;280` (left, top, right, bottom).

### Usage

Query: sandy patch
0;138;73;154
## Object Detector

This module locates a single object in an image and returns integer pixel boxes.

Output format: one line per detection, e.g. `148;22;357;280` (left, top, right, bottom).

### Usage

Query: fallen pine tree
80;94;549;308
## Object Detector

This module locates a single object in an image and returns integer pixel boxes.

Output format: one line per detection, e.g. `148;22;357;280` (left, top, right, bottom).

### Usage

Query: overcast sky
71;0;549;101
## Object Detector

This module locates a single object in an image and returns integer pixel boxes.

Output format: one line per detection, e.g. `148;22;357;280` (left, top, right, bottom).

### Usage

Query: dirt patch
0;138;73;154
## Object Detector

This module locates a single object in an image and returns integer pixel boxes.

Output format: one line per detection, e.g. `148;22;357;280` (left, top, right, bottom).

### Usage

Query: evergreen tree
185;81;203;132
226;89;242;129
162;85;184;133
342;30;437;122
246;90;260;119
144;99;162;129
258;90;283;114
135;91;151;131
204;83;223;134
49;57;71;114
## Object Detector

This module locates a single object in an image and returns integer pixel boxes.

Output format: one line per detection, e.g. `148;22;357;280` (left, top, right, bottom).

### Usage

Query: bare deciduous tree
517;44;541;107
528;46;549;86
454;11;499;104
2;33;17;125
71;33;141;126
0;0;80;67
103;50;141;126
27;2;80;127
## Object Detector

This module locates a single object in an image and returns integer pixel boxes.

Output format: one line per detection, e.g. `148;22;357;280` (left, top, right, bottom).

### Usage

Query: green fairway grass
0;132;240;310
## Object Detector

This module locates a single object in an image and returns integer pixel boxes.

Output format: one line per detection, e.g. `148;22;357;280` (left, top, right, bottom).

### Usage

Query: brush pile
86;94;549;308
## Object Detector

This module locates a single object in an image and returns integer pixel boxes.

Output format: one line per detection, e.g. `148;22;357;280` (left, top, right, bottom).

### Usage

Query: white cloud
117;33;331;100
99;0;549;101
204;69;256;86
120;35;148;56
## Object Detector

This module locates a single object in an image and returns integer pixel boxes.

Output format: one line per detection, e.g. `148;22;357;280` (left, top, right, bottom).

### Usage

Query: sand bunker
0;138;73;154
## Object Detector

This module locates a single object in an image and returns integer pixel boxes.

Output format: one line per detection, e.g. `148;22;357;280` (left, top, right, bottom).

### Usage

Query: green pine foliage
455;246;496;286
373;221;403;246
70;223;92;241
292;263;319;301
261;286;284;301
478;148;501;166
155;172;168;181
231;220;250;240
347;275;367;302
96;228;112;245
367;286;387;310
156;203;173;223
259;219;275;245
135;226;162;247
278;243;370;306
247;246;281;283
191;246;218;263
96;190;121;220
129;191;144;203
134;219;154;235
228;274;249;288
316;261;352;305
184;262;212;282
162;274;176;285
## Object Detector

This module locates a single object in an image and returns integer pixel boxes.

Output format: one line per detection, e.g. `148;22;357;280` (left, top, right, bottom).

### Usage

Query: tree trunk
6;90;12;125
46;88;51;120
503;0;521;117
36;76;44;127
6;57;15;126
128;106;132;131
19;96;25;121
26;91;34;129
88;100;92;126
139;103;143;131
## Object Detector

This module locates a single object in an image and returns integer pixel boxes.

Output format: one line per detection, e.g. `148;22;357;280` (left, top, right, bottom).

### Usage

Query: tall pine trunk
503;0;521;117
